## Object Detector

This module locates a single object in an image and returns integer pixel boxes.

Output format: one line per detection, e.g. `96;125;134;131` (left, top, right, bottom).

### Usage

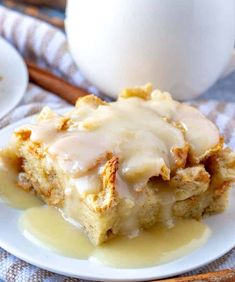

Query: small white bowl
0;37;28;119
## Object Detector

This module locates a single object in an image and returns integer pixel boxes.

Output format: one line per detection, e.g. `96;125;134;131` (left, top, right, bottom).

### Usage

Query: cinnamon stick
17;0;66;10
26;61;89;104
157;269;235;282
25;6;64;29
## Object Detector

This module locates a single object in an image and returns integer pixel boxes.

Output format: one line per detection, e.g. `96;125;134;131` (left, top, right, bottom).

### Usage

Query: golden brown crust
86;156;119;213
206;147;235;203
190;137;224;165
160;165;171;181
14;128;31;141
171;165;210;201
171;144;189;170
37;106;58;122
75;94;106;109
120;84;153;100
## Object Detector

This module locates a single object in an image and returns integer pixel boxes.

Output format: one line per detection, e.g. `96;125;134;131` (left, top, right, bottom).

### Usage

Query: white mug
66;0;235;100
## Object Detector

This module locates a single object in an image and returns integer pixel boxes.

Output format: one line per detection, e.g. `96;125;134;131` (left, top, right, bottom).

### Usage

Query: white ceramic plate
0;37;28;119
0;112;235;281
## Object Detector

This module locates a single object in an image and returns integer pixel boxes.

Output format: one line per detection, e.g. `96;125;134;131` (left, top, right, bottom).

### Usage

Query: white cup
66;0;235;100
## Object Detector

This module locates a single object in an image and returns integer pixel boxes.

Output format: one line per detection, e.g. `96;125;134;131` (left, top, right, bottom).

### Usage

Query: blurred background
2;0;66;10
1;0;235;102
0;0;66;28
3;0;235;103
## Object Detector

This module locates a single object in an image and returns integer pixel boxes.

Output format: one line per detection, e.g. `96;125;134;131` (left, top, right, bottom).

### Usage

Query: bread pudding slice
6;84;235;245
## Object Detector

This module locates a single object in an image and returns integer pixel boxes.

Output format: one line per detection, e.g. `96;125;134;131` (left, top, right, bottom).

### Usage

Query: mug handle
221;50;235;78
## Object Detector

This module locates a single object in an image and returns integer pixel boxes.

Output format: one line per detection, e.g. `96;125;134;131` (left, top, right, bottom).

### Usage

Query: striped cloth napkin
0;5;235;282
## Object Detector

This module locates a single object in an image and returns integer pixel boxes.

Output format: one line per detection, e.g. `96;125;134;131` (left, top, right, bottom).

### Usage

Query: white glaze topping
15;89;220;193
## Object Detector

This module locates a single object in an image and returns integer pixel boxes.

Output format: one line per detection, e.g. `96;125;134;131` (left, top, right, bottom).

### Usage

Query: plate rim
0;111;235;281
